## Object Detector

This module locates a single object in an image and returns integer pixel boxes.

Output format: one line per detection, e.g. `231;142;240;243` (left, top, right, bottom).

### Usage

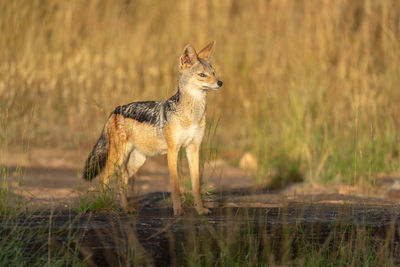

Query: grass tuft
76;188;118;213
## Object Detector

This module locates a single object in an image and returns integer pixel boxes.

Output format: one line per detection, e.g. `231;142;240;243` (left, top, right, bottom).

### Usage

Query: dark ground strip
2;199;400;266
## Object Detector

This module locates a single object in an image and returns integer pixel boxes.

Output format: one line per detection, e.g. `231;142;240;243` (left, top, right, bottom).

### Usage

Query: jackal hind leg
100;136;132;202
119;150;146;214
100;141;117;194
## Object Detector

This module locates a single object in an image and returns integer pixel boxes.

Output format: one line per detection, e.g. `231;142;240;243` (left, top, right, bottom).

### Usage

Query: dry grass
0;0;399;184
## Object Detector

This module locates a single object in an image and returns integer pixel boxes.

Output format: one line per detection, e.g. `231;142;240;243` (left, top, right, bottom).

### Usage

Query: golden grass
0;0;399;183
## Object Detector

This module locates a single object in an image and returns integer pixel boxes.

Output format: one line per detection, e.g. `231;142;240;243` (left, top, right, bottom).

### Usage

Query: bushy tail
83;131;109;181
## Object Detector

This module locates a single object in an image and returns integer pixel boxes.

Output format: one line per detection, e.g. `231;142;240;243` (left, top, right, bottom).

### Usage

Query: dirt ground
3;148;400;209
3;148;263;209
3;149;400;266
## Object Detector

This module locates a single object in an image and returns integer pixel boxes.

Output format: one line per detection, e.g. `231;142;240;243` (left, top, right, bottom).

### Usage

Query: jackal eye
198;73;207;78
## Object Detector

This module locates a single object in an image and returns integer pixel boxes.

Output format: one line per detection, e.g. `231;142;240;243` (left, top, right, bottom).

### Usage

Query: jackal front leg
167;145;184;216
186;143;211;215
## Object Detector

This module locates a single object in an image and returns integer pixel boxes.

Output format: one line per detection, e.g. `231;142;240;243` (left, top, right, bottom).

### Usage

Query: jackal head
179;41;223;93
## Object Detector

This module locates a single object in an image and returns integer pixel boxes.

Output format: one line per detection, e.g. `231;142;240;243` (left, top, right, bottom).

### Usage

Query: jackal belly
108;115;167;156
129;122;167;156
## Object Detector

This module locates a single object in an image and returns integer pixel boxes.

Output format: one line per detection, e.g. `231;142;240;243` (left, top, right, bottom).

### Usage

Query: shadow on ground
3;190;400;266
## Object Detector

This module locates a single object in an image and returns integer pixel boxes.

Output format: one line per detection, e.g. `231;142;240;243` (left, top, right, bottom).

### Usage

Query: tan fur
96;41;222;216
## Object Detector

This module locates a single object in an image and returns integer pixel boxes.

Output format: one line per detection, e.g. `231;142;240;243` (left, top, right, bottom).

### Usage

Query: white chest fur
179;123;201;147
171;87;206;147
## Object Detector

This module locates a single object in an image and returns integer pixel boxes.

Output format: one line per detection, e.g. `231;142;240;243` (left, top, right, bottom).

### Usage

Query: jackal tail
82;131;108;181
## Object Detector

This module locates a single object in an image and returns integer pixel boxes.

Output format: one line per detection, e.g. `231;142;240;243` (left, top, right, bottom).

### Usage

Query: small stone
387;181;400;199
239;152;258;171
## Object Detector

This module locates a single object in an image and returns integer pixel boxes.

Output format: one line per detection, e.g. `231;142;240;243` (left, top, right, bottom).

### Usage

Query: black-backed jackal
82;41;223;216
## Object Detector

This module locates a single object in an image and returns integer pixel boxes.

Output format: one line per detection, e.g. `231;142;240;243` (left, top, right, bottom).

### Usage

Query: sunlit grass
0;0;399;185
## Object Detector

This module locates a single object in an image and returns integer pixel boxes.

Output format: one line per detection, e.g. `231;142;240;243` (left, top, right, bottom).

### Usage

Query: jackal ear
180;44;198;70
198;41;215;61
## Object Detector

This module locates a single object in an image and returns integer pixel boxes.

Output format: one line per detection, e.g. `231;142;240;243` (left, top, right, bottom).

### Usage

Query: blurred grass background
0;0;399;185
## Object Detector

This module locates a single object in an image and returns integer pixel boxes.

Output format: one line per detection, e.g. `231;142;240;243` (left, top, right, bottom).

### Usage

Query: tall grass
0;211;85;266
0;0;399;184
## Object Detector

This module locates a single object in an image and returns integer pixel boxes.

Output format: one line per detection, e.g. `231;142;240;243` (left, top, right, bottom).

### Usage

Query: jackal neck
175;82;206;123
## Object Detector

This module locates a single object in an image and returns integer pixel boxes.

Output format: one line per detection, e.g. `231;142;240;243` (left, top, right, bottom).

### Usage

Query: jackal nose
217;80;223;87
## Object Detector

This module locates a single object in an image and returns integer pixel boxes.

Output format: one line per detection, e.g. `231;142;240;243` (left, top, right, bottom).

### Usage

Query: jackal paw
126;206;136;214
173;207;185;216
196;207;211;215
122;204;136;214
